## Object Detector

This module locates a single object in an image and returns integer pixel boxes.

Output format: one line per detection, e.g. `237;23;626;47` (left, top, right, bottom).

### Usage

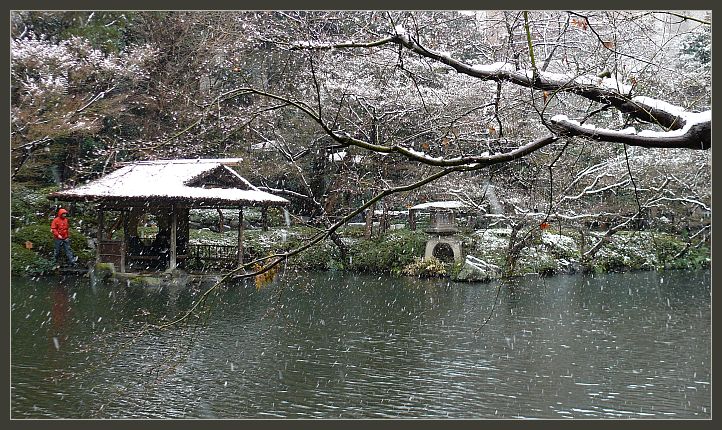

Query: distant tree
10;11;157;184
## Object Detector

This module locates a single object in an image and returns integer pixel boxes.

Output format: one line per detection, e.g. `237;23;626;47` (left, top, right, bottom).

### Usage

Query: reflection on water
11;269;710;419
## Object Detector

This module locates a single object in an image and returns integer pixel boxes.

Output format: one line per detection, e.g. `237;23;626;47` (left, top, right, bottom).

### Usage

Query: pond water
11;269;711;419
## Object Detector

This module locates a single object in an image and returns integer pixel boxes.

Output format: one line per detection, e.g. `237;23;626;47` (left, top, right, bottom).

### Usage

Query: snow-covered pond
11;269;710;419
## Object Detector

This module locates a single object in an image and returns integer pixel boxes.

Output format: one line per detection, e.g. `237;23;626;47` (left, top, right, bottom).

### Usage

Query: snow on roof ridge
217;164;259;191
121;157;244;165
409;200;467;210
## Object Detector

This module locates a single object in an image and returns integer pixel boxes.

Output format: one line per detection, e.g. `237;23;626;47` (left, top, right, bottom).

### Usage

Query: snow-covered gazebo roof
48;158;289;207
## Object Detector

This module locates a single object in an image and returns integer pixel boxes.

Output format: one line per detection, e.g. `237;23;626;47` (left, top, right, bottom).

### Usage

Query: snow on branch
290;36;396;50
550;109;710;150
646;196;710;212
334;134;559;168
560;178;631;202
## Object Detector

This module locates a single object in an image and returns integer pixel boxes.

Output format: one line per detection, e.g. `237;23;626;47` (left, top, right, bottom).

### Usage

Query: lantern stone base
424;236;463;263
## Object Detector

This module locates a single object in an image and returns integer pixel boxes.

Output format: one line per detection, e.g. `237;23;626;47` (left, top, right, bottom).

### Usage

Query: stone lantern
408;201;465;263
425;207;458;235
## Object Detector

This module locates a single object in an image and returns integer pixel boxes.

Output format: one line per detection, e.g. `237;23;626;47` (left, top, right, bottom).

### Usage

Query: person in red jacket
51;208;78;266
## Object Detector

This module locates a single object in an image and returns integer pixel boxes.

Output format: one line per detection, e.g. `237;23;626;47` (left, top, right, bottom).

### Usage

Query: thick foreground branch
550;115;710;150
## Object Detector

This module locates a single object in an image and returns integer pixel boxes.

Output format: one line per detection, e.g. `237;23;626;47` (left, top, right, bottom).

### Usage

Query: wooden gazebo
48;158;289;273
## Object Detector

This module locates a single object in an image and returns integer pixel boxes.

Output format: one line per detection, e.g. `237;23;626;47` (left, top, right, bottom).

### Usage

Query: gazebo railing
98;241;242;272
98;240;125;270
186;243;239;270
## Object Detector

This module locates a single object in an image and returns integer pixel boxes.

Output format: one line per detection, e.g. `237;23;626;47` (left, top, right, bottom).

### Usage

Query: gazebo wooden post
409;209;416;231
237;207;244;268
120;210;127;273
96;208;104;264
261;206;269;231
169;204;177;270
217;208;224;233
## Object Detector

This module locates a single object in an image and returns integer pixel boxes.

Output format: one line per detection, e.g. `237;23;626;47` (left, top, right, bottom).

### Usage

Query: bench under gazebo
48;158;289;273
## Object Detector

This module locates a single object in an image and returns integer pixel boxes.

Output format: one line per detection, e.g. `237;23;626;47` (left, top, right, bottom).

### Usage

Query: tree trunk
364;202;376;239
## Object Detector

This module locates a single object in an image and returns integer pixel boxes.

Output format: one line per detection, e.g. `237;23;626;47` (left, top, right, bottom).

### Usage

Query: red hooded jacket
51;208;70;240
